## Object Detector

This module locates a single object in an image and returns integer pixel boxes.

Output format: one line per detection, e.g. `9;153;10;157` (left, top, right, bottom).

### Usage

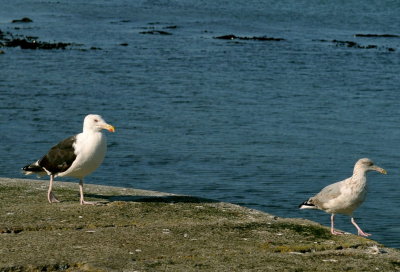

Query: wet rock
5;38;71;49
11;17;33;23
331;40;359;47
317;39;396;52
364;44;378;49
0;29;72;50
317;39;385;50
139;30;172;35
26;36;39;40
215;34;285;41
354;34;400;38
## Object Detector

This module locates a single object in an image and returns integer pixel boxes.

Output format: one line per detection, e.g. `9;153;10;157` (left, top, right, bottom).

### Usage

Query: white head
83;114;115;133
354;158;386;174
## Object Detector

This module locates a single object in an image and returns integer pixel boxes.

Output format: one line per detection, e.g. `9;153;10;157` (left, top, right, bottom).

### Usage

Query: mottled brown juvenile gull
299;158;386;236
22;114;115;205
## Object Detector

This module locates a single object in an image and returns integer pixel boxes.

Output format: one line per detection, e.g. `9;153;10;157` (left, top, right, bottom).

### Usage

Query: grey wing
313;180;344;205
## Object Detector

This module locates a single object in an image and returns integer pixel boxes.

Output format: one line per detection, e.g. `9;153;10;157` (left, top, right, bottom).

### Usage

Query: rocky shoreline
0;177;399;271
0;17;398;54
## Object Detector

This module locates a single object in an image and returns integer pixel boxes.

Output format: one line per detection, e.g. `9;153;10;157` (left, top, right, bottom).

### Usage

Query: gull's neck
83;126;101;134
351;167;367;184
83;129;98;134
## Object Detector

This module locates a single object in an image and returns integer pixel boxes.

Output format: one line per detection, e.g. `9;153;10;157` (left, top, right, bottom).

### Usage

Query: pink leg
47;175;60;203
330;214;344;235
351;217;371;237
79;179;96;205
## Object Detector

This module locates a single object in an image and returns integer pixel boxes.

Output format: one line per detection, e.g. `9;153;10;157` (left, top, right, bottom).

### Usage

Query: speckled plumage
299;158;386;236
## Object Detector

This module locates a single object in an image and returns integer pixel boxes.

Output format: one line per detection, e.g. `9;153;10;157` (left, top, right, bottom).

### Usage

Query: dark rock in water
0;29;73;50
11;17;33;23
139;30;172;35
163;25;178;29
215;34;285;41
331;39;359;48
354;34;400;38
26;36;39;40
215;34;239;40
0;50;4;54
388;47;396;52
317;39;387;50
120;43;129;46
5;38;71;50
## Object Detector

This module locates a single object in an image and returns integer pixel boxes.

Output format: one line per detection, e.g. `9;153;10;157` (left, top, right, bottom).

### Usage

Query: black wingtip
298;201;306;208
22;164;43;172
299;200;315;209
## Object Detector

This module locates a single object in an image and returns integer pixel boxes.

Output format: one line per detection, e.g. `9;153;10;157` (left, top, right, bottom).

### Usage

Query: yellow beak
102;123;115;133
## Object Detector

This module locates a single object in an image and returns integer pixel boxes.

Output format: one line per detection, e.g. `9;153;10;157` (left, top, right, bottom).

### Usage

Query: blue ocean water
1;0;400;248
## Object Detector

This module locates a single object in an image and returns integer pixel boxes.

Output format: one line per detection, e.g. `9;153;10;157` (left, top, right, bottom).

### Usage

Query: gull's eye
94;119;99;123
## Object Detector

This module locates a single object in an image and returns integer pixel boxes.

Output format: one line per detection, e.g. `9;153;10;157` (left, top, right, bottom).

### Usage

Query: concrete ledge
1;178;399;271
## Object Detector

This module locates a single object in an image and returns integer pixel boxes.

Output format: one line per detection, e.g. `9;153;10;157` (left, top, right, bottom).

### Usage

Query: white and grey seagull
22;114;115;205
299;158;386;236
